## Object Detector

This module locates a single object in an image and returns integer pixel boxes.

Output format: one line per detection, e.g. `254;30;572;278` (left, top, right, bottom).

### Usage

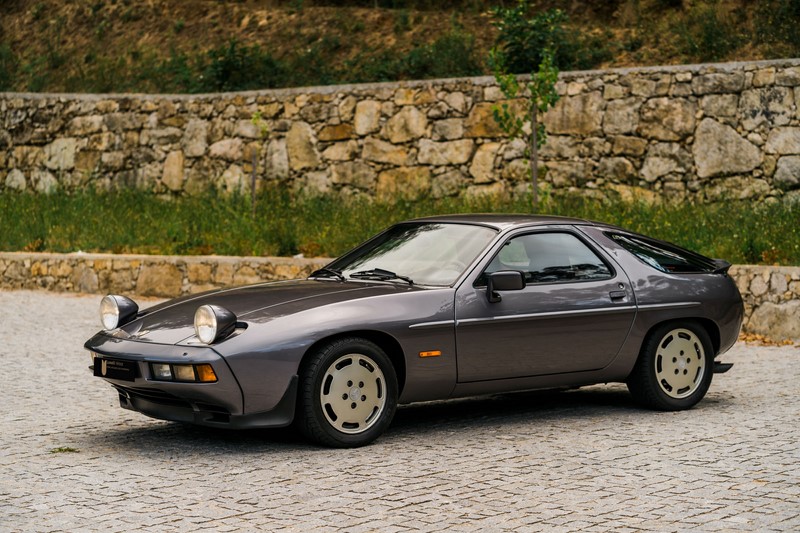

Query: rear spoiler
712;259;732;275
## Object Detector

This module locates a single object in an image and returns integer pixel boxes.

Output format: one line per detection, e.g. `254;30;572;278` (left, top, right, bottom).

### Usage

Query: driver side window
479;232;612;285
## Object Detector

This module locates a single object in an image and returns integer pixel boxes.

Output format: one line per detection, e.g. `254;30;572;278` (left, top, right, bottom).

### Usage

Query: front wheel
627;322;714;411
297;337;398;447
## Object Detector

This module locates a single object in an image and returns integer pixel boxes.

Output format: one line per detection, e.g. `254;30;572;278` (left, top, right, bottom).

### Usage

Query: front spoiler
114;375;298;429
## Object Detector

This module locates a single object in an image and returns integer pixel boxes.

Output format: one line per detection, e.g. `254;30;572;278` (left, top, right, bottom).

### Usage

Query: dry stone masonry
2;59;800;201
0;252;798;340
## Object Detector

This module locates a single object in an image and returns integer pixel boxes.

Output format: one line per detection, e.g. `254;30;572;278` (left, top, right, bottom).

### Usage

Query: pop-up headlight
194;304;237;344
100;295;139;331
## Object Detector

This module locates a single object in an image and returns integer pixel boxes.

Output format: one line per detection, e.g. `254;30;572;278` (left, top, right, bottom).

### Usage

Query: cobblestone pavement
1;290;799;532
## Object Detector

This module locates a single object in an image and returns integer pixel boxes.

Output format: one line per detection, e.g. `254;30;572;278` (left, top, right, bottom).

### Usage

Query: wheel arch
299;330;407;395
642;317;721;356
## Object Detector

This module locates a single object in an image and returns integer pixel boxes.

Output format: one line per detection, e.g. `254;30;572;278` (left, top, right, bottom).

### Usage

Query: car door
455;228;636;382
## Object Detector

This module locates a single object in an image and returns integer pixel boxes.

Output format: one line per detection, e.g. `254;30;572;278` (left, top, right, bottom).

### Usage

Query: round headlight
195;305;218;344
194;304;237;344
100;295;139;331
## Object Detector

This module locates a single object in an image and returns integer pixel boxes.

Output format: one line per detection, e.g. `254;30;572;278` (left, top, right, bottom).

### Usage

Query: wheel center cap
678;358;687;370
349;387;361;401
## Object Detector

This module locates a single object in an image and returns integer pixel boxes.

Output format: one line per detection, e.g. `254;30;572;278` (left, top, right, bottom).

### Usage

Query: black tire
296;337;398;448
627;321;714;411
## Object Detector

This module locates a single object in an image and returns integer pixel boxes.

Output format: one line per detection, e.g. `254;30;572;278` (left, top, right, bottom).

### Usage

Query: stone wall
1;252;797;340
0;251;326;297
2;59;800;201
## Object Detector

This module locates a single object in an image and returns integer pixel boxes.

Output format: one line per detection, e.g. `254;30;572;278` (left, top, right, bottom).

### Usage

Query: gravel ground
1;290;798;532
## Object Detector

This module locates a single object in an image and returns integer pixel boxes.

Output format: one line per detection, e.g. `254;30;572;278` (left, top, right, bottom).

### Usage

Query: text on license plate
94;358;137;382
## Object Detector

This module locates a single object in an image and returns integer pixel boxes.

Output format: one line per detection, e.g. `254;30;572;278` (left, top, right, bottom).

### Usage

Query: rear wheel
627;322;714;411
297;337;398;447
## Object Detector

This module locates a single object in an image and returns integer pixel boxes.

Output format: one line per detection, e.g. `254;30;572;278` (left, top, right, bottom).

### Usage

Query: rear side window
607;233;717;273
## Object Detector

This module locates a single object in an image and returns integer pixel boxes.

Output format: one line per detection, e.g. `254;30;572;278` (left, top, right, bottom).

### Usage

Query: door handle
609;290;627;301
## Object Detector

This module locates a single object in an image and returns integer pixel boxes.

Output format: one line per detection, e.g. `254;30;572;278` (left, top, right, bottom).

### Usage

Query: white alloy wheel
654;328;707;399
319;353;387;434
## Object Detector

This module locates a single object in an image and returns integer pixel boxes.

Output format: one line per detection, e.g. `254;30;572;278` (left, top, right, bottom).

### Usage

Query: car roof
409;213;600;230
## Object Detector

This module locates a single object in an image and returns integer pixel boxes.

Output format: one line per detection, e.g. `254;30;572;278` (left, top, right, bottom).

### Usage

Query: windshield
327;222;498;286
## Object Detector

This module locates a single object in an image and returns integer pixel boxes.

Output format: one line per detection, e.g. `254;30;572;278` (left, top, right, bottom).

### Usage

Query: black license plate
94;358;138;382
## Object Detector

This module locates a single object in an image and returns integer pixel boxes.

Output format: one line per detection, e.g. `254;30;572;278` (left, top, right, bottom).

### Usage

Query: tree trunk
530;106;538;212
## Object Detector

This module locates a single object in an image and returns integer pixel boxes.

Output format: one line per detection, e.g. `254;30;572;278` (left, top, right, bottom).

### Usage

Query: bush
490;2;613;73
346;28;482;83
0;44;18;91
199;40;288;92
754;0;800;56
674;3;742;62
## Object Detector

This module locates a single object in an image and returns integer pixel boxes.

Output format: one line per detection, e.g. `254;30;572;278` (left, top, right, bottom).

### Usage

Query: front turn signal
196;364;218;383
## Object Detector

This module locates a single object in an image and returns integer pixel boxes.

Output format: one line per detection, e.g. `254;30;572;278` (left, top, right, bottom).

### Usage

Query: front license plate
94;358;137;382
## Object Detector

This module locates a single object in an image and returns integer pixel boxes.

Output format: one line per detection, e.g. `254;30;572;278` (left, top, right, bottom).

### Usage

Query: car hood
112;280;411;345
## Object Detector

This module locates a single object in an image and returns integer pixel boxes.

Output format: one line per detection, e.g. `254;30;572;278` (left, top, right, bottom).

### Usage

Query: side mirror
486;270;526;303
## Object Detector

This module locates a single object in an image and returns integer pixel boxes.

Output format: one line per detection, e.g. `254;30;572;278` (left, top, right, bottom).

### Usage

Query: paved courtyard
1;290;798;532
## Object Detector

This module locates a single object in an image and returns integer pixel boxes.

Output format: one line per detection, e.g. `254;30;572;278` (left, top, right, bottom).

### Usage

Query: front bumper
85;332;297;429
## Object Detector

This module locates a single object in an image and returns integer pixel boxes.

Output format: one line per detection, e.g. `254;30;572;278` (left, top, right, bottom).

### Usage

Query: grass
49;447;79;453
1;189;798;265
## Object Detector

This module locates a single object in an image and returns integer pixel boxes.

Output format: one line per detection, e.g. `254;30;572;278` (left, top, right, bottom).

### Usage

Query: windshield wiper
310;267;346;282
349;268;414;285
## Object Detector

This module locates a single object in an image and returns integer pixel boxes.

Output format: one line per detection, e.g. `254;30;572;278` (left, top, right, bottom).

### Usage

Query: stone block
598;157;637;183
765;128;800;155
318;124;354;142
545;92;604;136
322;141;359;162
691;71;745;94
465;102;507;138
432;119;464;141
354;101;381;135
739;88;794;131
209;138;243;162
331;161;376;190
603;98;640;135
418;139;474;166
776;66;800;86
611;136;648;157
44;138;76;170
5;169;26;191
137;263;182;297
162;150;185;192
362;138;408;166
286;122;320;171
638;98;695;141
383;107;427;144
641;143;691;183
701;94;739;117
693;119;762;179
774;156;800;190
748;301;800;340
376;167;432;201
469;143;501;184
431;170;465;198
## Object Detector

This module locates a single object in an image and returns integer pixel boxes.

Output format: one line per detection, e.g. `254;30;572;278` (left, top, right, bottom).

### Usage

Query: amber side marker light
419;350;442;358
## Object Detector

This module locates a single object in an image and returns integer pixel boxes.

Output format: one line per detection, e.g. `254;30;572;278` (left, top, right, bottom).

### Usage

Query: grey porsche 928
85;215;743;447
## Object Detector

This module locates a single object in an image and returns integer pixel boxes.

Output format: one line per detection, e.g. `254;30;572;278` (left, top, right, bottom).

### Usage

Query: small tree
490;3;562;212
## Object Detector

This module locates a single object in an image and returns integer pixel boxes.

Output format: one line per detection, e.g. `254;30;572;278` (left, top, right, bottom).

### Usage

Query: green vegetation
2;190;798;265
3;0;796;94
490;2;561;210
49;447;79;454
